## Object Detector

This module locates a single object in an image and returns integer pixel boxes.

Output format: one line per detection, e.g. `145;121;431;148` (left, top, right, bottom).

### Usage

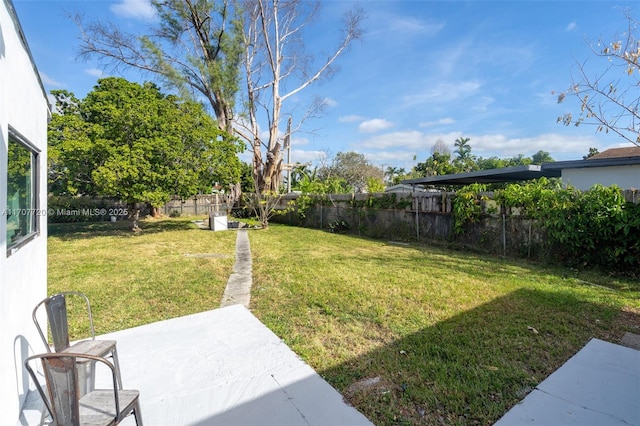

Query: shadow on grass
47;218;205;241
318;287;640;425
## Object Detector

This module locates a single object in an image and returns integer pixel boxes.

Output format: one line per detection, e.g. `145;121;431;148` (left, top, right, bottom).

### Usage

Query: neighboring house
401;148;640;192
542;147;640;191
384;184;428;193
0;0;50;422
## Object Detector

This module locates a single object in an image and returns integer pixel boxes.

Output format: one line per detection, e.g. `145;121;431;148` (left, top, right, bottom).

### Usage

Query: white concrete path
495;338;640;425
20;305;372;426
220;229;253;308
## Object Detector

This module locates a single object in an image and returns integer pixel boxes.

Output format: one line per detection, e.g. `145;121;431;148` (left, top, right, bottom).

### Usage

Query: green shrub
539;185;640;272
455;181;639;274
452;183;487;234
328;219;350;233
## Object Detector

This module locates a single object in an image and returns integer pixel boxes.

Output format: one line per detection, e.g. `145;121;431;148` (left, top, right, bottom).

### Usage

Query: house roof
542;154;640;172
402;165;561;186
588;147;640;160
402;148;640;187
384;184;428;192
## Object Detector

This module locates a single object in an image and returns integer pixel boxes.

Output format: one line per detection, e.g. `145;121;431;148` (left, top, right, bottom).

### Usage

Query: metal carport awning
402;165;561;186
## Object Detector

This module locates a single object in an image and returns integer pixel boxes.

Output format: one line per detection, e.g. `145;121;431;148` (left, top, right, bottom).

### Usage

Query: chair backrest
45;293;71;352
41;354;81;424
33;291;97;353
24;353;121;426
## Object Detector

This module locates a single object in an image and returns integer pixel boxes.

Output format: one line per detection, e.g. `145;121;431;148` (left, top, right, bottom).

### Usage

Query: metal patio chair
25;352;142;426
32;291;122;393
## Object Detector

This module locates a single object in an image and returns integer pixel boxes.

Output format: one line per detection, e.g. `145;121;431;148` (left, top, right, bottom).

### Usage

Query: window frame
6;126;41;256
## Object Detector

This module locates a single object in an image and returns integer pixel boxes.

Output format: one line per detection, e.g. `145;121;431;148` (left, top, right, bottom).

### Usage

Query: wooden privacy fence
163;194;229;216
273;192;456;241
271;189;640;259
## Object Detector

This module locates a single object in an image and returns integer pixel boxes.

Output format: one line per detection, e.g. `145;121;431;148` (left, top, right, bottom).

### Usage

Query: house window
6;128;39;253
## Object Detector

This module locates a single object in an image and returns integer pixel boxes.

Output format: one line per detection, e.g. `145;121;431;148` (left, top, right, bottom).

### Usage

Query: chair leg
111;347;123;389
133;399;143;426
77;360;96;396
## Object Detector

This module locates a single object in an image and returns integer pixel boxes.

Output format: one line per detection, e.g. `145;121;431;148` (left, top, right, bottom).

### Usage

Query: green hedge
454;180;640;274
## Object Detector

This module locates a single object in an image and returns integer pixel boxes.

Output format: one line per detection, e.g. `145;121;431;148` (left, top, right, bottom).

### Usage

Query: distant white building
0;0;50;422
402;147;640;192
545;147;640;191
384;184;429;193
543;147;640;191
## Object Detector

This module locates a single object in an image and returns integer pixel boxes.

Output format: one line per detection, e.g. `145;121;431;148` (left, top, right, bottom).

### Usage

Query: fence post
502;214;506;257
414;194;419;241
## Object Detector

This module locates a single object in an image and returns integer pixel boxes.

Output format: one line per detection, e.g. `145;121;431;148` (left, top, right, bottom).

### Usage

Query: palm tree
454;137;472;161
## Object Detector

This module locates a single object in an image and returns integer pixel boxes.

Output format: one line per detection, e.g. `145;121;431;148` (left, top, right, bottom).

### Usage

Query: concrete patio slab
495;338;640;426
19;304;372;426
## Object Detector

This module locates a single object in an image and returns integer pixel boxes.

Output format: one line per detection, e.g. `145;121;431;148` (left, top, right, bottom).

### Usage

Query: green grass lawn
48;217;236;334
48;218;640;425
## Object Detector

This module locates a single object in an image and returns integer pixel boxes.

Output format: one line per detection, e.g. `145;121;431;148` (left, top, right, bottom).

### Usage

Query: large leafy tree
48;90;102;196
531;150;554;165
78;0;363;228
415;151;456;177
413;143;546;178
319;151;383;193
77;0;243;132
48;77;244;229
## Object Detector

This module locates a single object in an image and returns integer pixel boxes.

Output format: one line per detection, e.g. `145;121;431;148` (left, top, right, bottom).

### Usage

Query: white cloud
291;149;326;165
565;22;577;32
339;115;366;123
366;150;418;168
359;118;394;133
85;68;105;78
471;96;495;113
359;130;448;151
436;39;472;75
388;17;445;37
39;71;63;87
464;133;602;160
419;118;455;127
323;97;338;108
402;80;482;107
110;0;156;21
357;129;604;162
291;135;310;147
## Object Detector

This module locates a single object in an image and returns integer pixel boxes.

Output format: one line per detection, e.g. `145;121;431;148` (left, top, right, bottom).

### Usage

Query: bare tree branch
242;0;364;195
558;9;640;145
75;0;242;132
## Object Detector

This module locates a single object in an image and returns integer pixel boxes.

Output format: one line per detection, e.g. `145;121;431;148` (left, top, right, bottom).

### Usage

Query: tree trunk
128;203;141;232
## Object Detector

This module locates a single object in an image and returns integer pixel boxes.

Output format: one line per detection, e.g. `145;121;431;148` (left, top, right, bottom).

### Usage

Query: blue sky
12;0;640;170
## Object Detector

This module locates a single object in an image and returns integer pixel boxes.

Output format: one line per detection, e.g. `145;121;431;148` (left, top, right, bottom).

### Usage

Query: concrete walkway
495;338;640;425
220;229;253;308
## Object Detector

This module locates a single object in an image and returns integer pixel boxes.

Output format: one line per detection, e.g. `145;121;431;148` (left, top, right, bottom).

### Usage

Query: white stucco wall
562;165;640;191
0;0;49;422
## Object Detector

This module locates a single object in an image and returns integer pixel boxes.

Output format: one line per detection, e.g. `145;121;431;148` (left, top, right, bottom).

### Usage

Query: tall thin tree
237;0;364;194
77;0;243;132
